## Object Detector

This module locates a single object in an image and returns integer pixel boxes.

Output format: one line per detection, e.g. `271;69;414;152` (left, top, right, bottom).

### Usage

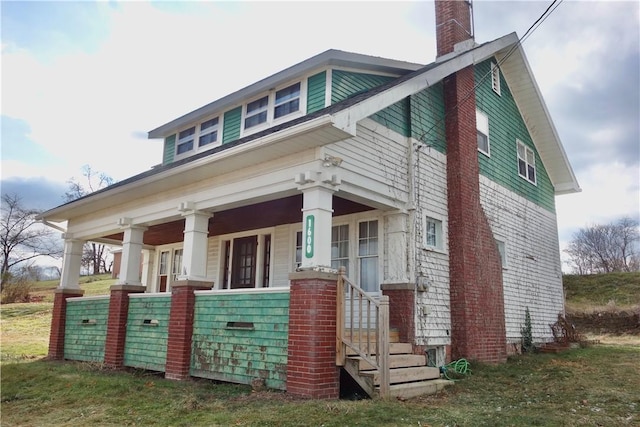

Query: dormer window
177;127;195;155
242;81;305;135
245;96;269;129
199;117;219;148
274;83;300;119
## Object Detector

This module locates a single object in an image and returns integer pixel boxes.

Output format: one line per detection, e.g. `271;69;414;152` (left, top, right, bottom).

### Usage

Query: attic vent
491;62;501;96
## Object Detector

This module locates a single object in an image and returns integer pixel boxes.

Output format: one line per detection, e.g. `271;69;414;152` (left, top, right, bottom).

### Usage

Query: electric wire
415;0;564;145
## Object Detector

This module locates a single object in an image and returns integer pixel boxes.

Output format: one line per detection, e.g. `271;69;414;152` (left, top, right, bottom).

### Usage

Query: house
41;1;579;399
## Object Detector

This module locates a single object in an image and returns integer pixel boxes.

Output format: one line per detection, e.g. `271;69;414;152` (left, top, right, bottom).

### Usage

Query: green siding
307;71;327;113
191;292;290;390
163;134;175;165
371;98;411;137
410;83;447;152
123;296;171;372
475;59;556;212
64;297;109;362
331;70;395;104
222;106;242;144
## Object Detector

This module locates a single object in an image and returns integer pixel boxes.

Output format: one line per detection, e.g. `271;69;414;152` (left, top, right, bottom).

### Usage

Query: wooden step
380;379;454;399
344;329;400;343
353;354;426;371
361;366;441;385
346;342;412;356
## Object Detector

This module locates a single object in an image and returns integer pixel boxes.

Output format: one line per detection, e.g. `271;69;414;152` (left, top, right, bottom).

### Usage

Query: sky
1;0;639;271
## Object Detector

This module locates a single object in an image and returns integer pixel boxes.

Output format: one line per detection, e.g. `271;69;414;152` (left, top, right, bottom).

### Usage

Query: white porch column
116;220;147;286
296;171;340;269
384;210;410;283
178;204;212;281
140;249;155;288
58;235;85;290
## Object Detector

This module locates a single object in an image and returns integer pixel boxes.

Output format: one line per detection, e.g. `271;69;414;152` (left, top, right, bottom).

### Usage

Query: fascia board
40;115;344;223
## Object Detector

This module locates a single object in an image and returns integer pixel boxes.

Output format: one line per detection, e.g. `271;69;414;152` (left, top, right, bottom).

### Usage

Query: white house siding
413;147;452;347
271;224;295;288
479;175;565;343
206;235;220;285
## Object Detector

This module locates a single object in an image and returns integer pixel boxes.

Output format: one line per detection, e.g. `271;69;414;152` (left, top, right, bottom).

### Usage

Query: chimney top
435;0;475;58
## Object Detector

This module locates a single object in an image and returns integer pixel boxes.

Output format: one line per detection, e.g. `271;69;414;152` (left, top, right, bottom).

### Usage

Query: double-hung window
517;140;537;184
274;83;300;119
245;96;269;129
358;220;378;293
425;216;443;251
177;127;195;155
331;225;349;273
476;110;490;156
199;117;219;148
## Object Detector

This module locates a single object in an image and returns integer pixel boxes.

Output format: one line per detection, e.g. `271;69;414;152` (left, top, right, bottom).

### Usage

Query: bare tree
64;165;116;275
0;194;62;289
565;217;640;274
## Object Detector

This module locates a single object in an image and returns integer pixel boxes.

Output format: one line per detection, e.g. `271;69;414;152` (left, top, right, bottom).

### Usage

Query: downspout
406;99;416;285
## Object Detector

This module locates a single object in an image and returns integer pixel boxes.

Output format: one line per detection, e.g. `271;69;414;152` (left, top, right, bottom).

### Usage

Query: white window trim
174;116;223;161
240;80;307;137
215;227;275;290
423;213;446;254
491;62;501;96
517;139;537;185
152;242;184;293
476;109;490;157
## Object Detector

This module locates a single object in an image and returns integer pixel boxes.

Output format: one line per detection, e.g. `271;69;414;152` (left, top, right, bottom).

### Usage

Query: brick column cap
171;280;214;290
381;282;414;291
289;270;338;281
109;284;146;292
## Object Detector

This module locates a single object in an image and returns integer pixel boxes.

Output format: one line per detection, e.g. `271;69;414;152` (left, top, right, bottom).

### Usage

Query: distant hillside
563;272;640;312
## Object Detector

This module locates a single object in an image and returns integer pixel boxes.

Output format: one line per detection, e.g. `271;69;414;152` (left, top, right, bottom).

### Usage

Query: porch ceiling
103;195;373;246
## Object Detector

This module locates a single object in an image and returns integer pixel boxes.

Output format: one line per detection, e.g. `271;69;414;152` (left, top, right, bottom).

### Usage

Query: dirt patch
566;310;640;335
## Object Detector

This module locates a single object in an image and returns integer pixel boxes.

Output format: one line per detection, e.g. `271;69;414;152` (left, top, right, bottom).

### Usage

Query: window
496;239;507;268
156;246;183;292
517;140;537;184
425;216;443;250
176;127;195;155
221;233;272;289
331;224;349;272
295;231;303;269
491;62;501;95
244;96;268;129
476;110;489;156
199;117;219;148
358;220;378;293
274;83;300;119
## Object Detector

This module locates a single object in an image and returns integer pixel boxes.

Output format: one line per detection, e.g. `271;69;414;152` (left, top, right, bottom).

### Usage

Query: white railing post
378;295;390;398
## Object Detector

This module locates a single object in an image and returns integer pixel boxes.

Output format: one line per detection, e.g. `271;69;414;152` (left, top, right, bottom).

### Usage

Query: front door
230;236;257;288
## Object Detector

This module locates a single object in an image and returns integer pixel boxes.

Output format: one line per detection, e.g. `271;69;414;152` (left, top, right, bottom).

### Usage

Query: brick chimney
435;0;507;363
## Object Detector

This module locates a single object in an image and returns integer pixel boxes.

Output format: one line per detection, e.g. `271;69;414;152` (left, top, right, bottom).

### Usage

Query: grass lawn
1;273;639;426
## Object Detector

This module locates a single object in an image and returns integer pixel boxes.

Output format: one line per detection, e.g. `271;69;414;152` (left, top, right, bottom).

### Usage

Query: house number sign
304;215;314;258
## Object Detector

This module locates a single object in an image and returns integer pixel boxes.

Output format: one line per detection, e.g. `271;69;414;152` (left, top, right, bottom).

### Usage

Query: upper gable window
199;117;219;148
517;140;537;185
274;83;301;119
245;96;269;129
476;110;490;156
491;62;501;96
177;127;195;155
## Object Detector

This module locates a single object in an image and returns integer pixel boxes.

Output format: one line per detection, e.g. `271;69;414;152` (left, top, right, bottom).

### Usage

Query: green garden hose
440;358;471;381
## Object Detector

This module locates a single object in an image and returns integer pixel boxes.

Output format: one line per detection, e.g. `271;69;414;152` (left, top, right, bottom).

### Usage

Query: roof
39;32;580;223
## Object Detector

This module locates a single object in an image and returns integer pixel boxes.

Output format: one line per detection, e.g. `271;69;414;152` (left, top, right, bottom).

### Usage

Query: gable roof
39;32;579;222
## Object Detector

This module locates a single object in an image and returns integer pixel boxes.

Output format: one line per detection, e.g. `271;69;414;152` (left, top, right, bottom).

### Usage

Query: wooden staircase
342;333;453;399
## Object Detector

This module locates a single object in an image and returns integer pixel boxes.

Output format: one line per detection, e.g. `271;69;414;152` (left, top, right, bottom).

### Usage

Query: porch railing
336;266;390;398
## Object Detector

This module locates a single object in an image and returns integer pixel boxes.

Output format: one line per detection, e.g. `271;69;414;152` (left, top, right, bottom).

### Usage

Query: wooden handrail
336;266;390;398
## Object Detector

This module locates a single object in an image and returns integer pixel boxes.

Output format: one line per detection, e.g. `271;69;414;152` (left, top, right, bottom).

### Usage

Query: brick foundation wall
287;271;340;399
104;285;145;368
437;1;507;364
48;288;85;360
165;281;212;381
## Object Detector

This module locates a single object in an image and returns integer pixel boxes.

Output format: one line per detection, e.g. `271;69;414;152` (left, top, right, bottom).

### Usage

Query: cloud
1;177;68;211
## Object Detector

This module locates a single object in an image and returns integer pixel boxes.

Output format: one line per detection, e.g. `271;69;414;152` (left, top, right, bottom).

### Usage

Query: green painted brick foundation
64;297;109;362
123;295;171;372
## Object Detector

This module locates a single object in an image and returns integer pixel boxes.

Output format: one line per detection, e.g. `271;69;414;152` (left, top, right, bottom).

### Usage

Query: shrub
521;307;534;353
1;277;32;304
